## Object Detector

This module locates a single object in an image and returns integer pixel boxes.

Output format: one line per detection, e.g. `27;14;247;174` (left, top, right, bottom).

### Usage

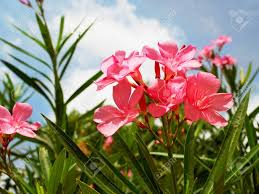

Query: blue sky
0;0;258;121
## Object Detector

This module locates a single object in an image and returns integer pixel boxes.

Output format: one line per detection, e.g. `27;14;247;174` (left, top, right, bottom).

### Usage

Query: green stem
162;116;177;194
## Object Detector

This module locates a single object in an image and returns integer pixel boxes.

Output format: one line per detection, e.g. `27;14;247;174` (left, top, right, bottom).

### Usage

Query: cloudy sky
0;0;258;121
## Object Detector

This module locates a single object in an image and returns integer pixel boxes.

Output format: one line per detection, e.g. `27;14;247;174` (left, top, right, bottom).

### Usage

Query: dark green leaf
65;71;102;104
202;92;250;193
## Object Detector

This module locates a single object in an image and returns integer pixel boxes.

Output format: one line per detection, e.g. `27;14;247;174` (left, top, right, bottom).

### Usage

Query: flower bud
18;0;32;7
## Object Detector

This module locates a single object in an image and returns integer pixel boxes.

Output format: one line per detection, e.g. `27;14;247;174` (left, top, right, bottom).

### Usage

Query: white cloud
248;94;259;124
53;0;186;113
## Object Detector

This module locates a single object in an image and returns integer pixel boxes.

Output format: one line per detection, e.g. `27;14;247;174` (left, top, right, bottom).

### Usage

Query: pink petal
201;109;228;127
125;109;140;122
12;102;32;122
94;106;122;123
167;76;187;104
187;72;220;102
158;41;178;58
115;50;126;63
95;77;115;90
21;121;41;131
203;93;233;111
177;45;196;62
0;123;16;135
126;56;146;71
16;127;37;138
97;117;126;137
113;79;131;110
107;63;129;80
180;60;201;69
142;46;162;61
0;105;12;124
148;103;168;118
184;100;202;122
128;86;144;108
101;55;116;75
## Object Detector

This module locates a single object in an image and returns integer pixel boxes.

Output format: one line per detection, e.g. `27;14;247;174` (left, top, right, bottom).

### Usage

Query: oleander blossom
143;41;201;75
147;76;186;117
212;35;232;49
18;0;32;7
0;102;41;138
95;50;146;90
94;40;234;137
184;72;233;126
94;79;143;136
213;55;236;67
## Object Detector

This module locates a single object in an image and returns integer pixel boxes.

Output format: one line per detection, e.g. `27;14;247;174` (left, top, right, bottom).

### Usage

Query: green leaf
115;133;155;193
184;125;195;194
13;24;47;51
58;21;94;67
47;149;66;194
202;92;250;194
9;54;52;83
56;16;65;50
57;17;86;53
13;173;36;194
0;60;54;110
39;147;51;187
0;37;52;69
35;14;55;59
36;182;45;194
241;63;252;86
135;134;163;193
42;115;123;194
77;180;100;194
225;144;259;185
65;71;102;104
59;45;76;79
87;143;140;194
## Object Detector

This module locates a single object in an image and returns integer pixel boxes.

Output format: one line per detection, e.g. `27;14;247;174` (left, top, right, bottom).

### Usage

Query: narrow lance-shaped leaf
56;16;65;50
0;60;55;110
0;37;52;69
35;14;56;60
184;124;195;194
87;143;140;194
115;133;156;193
202;92;250;194
225;144;259;185
13;24;47;51
42;115;124;194
135;134;163;194
47;149;66;194
77;180;100;194
65;71;102;104
56;17;87;53
58;21;95;67
9;54;52;83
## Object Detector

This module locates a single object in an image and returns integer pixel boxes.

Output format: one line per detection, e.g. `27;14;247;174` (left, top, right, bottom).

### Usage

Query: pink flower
199;45;215;59
184;72;233;127
0;103;41;138
147;76;186;117
96;51;146;90
212;35;232;49
18;0;32;7
143;41;201;75
213;55;236;67
94;79;143;136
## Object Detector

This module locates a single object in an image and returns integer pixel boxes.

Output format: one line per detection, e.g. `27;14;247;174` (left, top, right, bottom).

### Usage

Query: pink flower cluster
198;35;236;68
94;41;233;137
0;103;41;142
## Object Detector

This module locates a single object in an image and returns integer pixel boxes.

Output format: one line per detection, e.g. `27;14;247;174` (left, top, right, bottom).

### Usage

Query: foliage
0;1;258;194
